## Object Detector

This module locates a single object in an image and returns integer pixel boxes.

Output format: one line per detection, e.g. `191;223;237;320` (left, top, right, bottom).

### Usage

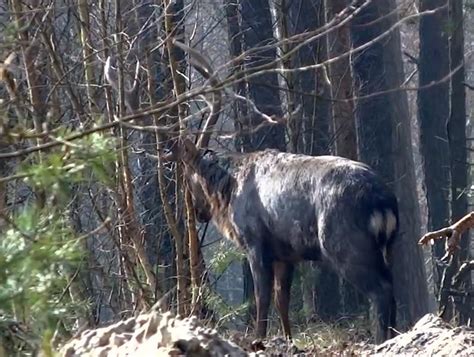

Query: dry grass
224;315;375;355
293;316;372;352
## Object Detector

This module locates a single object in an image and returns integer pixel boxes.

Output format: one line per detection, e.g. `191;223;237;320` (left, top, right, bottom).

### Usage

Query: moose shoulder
185;146;398;343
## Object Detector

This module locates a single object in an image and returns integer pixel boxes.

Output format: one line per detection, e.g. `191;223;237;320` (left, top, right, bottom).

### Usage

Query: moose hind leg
370;279;395;343
389;294;396;339
273;261;294;339
248;249;273;338
341;261;395;344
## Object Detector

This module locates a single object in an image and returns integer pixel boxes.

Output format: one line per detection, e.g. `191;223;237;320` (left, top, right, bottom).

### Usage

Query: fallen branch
418;212;474;257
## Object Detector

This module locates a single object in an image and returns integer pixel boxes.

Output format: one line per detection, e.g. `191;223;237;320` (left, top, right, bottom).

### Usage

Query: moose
106;41;398;344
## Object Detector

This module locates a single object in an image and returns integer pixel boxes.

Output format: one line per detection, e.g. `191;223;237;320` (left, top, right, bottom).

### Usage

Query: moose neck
187;152;235;215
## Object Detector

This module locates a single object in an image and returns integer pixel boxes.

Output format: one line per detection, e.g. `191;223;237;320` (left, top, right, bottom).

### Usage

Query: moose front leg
273;261;294;339
248;249;273;338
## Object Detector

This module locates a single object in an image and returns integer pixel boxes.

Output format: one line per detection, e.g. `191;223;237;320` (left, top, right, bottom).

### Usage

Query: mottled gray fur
186;147;398;343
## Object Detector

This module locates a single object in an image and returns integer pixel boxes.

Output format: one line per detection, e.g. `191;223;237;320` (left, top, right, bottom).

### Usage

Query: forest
0;0;473;355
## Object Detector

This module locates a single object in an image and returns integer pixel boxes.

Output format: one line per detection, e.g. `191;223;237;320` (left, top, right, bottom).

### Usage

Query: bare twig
452;260;474;288
419;212;474;258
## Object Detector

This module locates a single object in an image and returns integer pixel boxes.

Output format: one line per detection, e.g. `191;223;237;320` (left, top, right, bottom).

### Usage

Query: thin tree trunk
326;0;357;160
418;0;451;297
78;0;97;113
0;139;7;231
276;0;298;153
10;0;46;208
10;0;46;137
240;0;286;151
224;0;254;322
0;56;17;226
446;0;470;323
298;1;332;156
97;0;126;318
186;190;202;311
127;0;174;302
224;0;251;151
111;0;159;310
163;0;190;316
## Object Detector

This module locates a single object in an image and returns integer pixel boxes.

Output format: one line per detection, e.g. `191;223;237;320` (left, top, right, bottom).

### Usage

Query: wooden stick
418;212;474;256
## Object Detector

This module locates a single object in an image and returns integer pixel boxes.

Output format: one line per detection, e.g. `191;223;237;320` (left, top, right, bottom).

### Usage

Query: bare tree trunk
132;1;163;298
78;0;97;113
224;0;251;151
298;2;331;156
0;55;17;224
276;0;298;153
10;0;46;208
325;0;357;160
445;0;471;323
418;0;451;297
163;0;191;316
10;0;46;135
107;0;160;311
351;0;429;329
240;0;286;151
96;0;125;320
185;189;202;311
0;138;7;230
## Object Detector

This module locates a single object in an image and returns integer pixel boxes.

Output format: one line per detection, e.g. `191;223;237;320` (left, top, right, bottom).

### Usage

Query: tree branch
418;212;474;257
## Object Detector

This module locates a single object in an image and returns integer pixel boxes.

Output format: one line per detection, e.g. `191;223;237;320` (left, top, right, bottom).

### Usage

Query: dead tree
158;41;400;344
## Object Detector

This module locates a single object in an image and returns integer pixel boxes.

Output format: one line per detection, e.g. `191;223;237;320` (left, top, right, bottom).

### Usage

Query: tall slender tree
286;0;332;156
325;0;357;161
445;0;470;323
418;0;451;294
163;0;192;315
224;0;251;150
240;0;286;151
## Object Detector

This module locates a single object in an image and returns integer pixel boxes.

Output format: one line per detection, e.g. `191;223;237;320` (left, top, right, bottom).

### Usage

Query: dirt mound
358;314;473;357
60;309;248;357
60;312;473;356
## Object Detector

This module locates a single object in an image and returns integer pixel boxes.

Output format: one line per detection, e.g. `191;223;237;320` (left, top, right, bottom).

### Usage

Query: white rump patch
369;211;384;236
370;210;397;265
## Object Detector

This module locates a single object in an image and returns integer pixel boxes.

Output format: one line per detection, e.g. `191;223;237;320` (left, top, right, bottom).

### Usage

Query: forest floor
59;307;473;356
